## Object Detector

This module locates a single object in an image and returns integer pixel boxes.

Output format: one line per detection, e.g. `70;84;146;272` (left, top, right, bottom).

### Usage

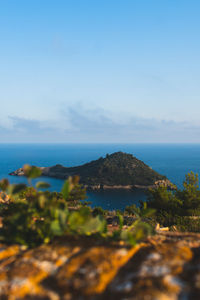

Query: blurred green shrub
0;165;152;247
147;171;200;231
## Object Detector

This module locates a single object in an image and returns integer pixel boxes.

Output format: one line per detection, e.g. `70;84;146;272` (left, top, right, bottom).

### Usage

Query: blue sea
0;143;200;210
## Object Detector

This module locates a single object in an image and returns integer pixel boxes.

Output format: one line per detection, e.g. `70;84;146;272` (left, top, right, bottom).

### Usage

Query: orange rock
0;234;200;299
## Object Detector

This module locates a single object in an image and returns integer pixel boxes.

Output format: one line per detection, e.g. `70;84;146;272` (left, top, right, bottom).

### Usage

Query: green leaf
81;216;107;235
141;208;156;218
58;209;68;227
68;207;91;230
133;222;153;240
8;184;27;195
50;220;63;235
36;181;51;189
61;180;70;200
120;230;136;246
68;208;106;235
117;213;124;230
23;165;42;179
0;179;9;191
143;202;147;210
61;177;75;200
38;195;46;208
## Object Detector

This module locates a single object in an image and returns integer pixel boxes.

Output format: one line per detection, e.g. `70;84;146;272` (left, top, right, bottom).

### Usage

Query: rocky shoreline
9;169;173;191
85;180;173;191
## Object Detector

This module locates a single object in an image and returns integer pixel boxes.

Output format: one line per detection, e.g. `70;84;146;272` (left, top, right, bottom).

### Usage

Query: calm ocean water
0;143;200;210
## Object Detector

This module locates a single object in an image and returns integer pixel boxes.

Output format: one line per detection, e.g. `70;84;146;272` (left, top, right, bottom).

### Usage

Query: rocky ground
1;232;200;299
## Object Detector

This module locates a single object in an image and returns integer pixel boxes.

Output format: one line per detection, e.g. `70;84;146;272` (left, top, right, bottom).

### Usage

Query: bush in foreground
147;171;200;230
0;165;152;247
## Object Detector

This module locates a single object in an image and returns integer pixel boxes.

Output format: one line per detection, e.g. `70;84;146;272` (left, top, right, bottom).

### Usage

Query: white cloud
0;106;200;143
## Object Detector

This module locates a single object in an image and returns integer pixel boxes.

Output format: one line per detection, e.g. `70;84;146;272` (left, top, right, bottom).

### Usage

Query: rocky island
10;152;172;190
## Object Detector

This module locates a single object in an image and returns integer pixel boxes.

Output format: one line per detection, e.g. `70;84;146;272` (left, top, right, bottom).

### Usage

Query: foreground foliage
0;165;152;247
147;171;200;231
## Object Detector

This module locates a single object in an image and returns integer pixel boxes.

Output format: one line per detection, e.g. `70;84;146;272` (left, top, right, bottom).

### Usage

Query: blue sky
0;0;200;142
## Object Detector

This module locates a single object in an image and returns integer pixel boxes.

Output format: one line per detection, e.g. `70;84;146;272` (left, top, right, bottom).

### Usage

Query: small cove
1;143;200;210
